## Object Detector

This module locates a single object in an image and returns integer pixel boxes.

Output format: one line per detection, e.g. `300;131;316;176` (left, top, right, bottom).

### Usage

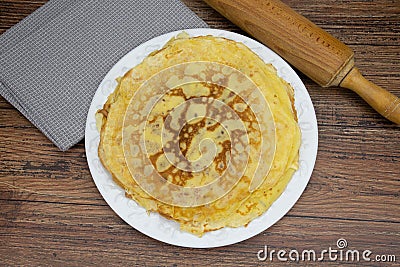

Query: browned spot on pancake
226;95;261;147
165;49;183;59
148;150;194;187
214;140;231;175
162;167;194;187
148;150;164;167
168;87;188;100
205;83;228;99
236;201;258;216
178;118;206;157
206;121;220;131
98;109;108;118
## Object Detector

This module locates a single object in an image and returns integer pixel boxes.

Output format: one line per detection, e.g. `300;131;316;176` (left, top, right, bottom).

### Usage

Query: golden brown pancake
96;33;301;236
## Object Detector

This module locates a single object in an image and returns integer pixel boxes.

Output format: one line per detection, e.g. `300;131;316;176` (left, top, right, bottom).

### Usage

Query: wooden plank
1;0;399;47
0;201;398;266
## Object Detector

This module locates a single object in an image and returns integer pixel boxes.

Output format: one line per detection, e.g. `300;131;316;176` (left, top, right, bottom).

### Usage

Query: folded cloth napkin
0;0;208;151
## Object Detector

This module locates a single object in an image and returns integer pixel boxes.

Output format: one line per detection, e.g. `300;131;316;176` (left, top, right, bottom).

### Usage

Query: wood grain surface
0;0;399;266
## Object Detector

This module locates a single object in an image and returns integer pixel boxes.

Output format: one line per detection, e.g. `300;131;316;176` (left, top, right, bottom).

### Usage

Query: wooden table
1;0;399;266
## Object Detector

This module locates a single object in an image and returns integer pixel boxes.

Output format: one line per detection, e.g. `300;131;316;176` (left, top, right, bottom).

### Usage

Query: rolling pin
204;0;400;124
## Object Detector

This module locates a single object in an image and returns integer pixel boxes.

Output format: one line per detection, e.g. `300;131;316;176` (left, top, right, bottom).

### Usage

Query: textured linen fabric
0;0;208;151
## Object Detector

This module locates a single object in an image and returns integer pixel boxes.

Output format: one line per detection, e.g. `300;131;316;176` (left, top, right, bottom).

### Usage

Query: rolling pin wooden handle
203;0;354;87
340;68;400;125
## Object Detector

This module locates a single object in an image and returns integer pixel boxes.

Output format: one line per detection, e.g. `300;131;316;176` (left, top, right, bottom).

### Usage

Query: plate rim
85;28;318;248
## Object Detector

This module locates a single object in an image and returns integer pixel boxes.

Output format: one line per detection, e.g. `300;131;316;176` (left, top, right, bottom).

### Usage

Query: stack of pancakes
97;33;301;236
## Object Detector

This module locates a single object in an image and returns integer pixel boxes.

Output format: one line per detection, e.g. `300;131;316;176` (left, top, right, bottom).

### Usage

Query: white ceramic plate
85;28;318;248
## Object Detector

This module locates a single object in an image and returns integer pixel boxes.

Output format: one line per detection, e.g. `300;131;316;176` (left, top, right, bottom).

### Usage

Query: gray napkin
0;0;208;151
